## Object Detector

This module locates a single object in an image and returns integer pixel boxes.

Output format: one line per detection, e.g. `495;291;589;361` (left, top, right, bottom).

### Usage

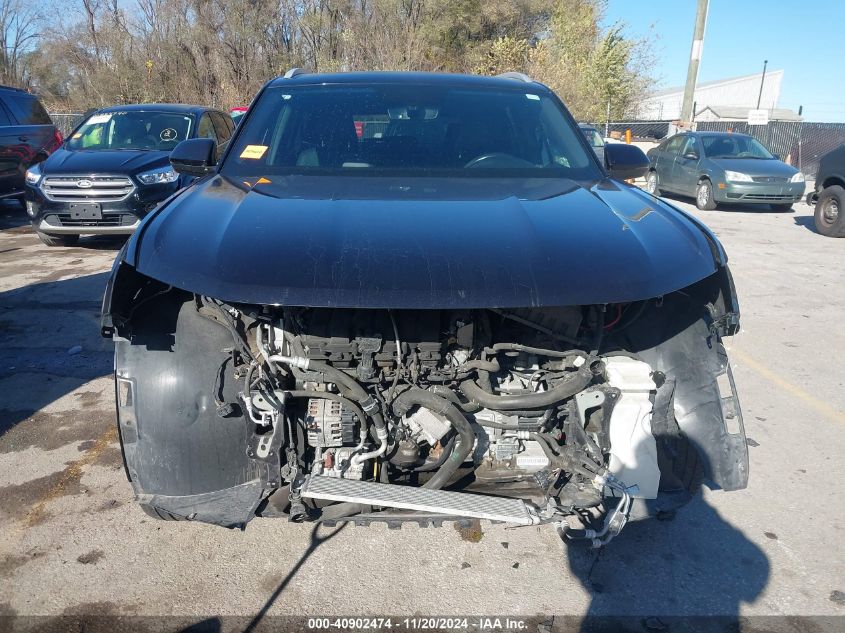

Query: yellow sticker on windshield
240;145;268;159
72;132;82;139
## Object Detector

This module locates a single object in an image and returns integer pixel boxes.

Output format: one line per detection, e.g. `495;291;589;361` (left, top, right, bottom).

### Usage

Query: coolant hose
561;526;589;539
459;363;594;411
310;362;389;466
531;433;605;481
429;385;481;413
460;358;501;373
391;387;476;490
484;343;585;359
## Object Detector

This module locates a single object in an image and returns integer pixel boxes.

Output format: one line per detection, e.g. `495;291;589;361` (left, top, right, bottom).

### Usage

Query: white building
694;105;802;122
636;70;788;121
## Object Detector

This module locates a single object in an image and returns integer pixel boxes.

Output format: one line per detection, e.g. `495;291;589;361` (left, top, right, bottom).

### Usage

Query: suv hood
127;175;718;308
43;147;170;176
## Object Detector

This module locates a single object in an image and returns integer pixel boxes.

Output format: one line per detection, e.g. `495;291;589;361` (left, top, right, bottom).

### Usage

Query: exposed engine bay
197;300;682;544
107;267;746;546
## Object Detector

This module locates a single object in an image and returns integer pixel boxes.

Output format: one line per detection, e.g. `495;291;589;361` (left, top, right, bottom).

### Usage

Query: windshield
580;127;604;148
222;84;601;180
66;111;194;151
701;135;774;159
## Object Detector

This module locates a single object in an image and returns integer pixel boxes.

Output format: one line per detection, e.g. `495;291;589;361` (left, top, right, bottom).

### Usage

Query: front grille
751;176;788;183
41;175;135;202
44;213;136;227
727;193;798;201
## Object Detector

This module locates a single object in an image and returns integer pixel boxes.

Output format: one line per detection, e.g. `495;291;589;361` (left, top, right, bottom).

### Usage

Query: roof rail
283;68;307;79
496;72;533;83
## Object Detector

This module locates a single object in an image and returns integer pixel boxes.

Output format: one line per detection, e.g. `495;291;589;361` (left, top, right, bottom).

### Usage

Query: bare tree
0;0;41;87
24;0;655;115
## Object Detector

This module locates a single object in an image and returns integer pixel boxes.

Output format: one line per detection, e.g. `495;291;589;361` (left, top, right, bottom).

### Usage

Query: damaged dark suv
101;71;748;545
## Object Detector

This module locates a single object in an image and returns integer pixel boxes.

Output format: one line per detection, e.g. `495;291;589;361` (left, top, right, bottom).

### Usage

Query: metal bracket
710;311;740;337
574;390;606;427
246;390;286;467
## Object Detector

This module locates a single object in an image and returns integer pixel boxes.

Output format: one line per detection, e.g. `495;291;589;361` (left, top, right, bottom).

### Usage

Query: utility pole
681;0;709;123
756;60;768;109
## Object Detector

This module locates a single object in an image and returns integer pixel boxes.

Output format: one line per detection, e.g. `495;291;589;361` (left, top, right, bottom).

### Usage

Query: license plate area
68;202;102;220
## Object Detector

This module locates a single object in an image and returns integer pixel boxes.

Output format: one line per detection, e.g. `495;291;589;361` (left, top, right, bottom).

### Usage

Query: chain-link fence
797;123;845;180
49;113;85;137
585;121;672;142
695;120;845;180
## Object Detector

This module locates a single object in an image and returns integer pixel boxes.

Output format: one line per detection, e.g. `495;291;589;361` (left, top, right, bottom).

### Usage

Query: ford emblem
76;179;93;189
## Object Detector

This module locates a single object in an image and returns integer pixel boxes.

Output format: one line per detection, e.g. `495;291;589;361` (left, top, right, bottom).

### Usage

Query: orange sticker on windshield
240;145;268;159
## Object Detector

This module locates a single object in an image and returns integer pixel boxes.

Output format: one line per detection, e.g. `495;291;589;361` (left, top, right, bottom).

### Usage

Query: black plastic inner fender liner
115;291;270;527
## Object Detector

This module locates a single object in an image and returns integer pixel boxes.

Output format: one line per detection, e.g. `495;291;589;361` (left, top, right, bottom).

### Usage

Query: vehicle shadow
564;494;769;632
0;271;114;437
793;215;818;233
155;523;346;632
242;523;348;631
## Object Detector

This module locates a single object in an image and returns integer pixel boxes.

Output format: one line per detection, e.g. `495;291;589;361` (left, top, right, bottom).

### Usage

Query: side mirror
604;143;649;180
170;138;217;176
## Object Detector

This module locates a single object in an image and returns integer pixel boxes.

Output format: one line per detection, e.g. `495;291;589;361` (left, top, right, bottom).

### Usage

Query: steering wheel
464;153;536;168
135;136;158;150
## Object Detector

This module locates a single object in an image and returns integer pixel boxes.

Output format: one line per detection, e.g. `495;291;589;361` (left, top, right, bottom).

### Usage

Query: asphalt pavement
0;191;843;631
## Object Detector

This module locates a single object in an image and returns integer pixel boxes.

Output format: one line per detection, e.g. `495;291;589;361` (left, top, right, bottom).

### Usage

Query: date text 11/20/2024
307;617;529;630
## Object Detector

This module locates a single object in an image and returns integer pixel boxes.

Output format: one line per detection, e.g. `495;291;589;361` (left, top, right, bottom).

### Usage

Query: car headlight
136;166;178;185
790;171;805;183
25;164;42;186
724;170;752;183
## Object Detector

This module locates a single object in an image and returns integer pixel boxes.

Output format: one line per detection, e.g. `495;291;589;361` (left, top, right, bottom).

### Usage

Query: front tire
695;179;718;210
814;185;845;237
644;170;661;196
36;231;79;247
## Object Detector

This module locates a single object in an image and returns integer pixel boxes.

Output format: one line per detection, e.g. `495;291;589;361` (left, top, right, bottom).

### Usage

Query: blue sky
604;0;844;122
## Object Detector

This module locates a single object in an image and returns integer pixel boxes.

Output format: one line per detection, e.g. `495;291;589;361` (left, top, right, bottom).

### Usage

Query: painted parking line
731;348;845;426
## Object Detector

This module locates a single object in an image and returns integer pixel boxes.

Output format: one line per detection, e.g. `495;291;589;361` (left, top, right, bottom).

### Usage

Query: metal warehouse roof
695;105;803;122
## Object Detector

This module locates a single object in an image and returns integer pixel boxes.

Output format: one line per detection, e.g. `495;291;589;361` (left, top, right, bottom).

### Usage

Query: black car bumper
25;179;180;236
